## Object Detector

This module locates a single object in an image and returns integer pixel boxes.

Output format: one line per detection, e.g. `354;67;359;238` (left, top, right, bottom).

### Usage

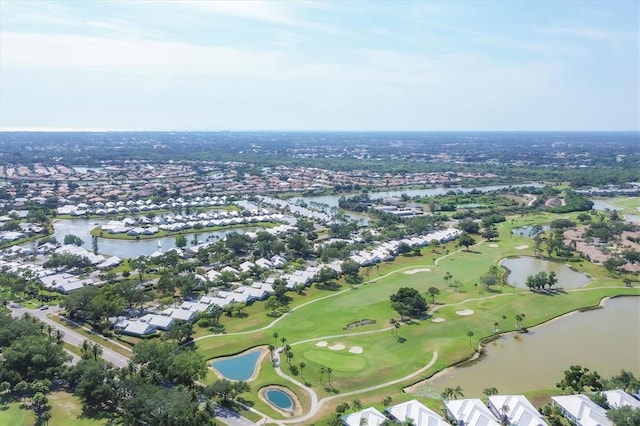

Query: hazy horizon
1;1;638;132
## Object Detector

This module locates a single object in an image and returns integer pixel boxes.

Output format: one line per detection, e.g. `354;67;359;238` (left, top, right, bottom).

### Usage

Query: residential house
551;395;612;426
386;399;450;426
342;407;389;426
445;399;500;426
488;395;548;426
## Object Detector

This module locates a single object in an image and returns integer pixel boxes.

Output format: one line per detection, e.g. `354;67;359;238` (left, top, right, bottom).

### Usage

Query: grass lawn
593;196;639;214
0;402;34;426
48;392;106;426
194;213;640;422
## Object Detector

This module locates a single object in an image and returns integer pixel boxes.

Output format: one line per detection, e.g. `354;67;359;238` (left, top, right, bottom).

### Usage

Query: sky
0;0;638;131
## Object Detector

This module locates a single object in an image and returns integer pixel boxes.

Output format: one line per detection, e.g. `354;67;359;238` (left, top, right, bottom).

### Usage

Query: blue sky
0;0;638;131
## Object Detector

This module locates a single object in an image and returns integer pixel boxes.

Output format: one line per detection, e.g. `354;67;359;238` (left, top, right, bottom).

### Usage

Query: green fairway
0;403;34;426
194;214;639;421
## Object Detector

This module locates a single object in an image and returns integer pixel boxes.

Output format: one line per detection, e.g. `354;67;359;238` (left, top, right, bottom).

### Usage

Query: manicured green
194;212;639;422
0;402;35;426
48;391;106;426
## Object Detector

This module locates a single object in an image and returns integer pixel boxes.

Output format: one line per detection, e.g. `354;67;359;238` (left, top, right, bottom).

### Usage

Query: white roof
140;313;174;329
123;321;156;336
551;395;611;426
488;395;547;426
342;407;388;426
387;399;450;426
168;309;197;322
602;390;640;409
445;399;500;426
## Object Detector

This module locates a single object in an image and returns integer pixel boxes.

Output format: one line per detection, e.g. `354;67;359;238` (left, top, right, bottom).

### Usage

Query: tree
603;257;626;276
299;361;306;379
457;232;476;251
483;387;499;397
427;287;440;303
390;287;428;318
467;330;474;348
557;365;604;393
458;219;480;234
607;406;640;426
64;234;84;246
481;226;499;241
341;259;361;283
90;342;103;361
175;234;187;248
165;320;194;345
319;367;326;384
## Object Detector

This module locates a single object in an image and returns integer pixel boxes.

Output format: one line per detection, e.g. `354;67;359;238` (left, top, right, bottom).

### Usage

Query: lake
413;296;640;397
52;218;263;258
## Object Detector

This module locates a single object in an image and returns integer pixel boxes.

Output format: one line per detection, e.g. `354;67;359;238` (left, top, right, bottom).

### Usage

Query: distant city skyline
0;0;638;132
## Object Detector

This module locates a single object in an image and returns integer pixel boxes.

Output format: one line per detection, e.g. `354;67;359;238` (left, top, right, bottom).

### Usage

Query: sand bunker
315;341;328;347
432;317;446;323
456;309;474;316
328;343;346;350
488;243;499;247
515;245;529;250
404;268;431;275
349;346;363;354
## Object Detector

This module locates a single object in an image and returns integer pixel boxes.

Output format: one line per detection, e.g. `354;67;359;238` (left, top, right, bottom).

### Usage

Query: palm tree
54;329;63;344
273;331;279;348
268;344;275;360
326;368;333;386
452;385;465;399
444;272;452;286
493;321;499;333
427;287;440;303
483;387;499;397
91;342;103;361
286;351;294;367
389;318;397;336
441;387;454;400
81;339;90;359
299;361;306;379
280;336;287;350
319;367;326;384
500;404;511;425
352;399;363;411
467;330;474;348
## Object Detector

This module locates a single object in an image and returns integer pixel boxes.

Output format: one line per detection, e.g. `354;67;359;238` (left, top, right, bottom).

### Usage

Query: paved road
214;406;258;426
9;305;131;368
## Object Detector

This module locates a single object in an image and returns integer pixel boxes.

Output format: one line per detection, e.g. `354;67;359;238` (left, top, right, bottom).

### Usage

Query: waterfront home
602;390;640;409
386;399;450;426
342;407;388;426
444;399;500;426
488;395;548;426
551;395;611;426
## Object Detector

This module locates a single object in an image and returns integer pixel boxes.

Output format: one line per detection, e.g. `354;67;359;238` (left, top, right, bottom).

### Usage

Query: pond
212;350;262;381
266;389;294;410
501;257;591;289
414;296;640;397
512;225;549;237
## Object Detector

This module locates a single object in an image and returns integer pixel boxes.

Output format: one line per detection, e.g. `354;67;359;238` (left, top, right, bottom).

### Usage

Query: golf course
194;213;640;424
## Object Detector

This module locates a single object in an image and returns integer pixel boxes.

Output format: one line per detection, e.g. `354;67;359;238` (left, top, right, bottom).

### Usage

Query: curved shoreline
404;294;638;394
210;345;270;382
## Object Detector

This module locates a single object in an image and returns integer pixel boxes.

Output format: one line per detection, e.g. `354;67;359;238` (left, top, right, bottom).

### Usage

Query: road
10;305;131;368
9;305;258;425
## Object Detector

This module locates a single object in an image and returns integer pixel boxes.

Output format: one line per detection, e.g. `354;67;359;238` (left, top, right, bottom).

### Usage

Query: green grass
48;392;106;426
193;213;639;422
0;402;34;426
597;196;640;214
